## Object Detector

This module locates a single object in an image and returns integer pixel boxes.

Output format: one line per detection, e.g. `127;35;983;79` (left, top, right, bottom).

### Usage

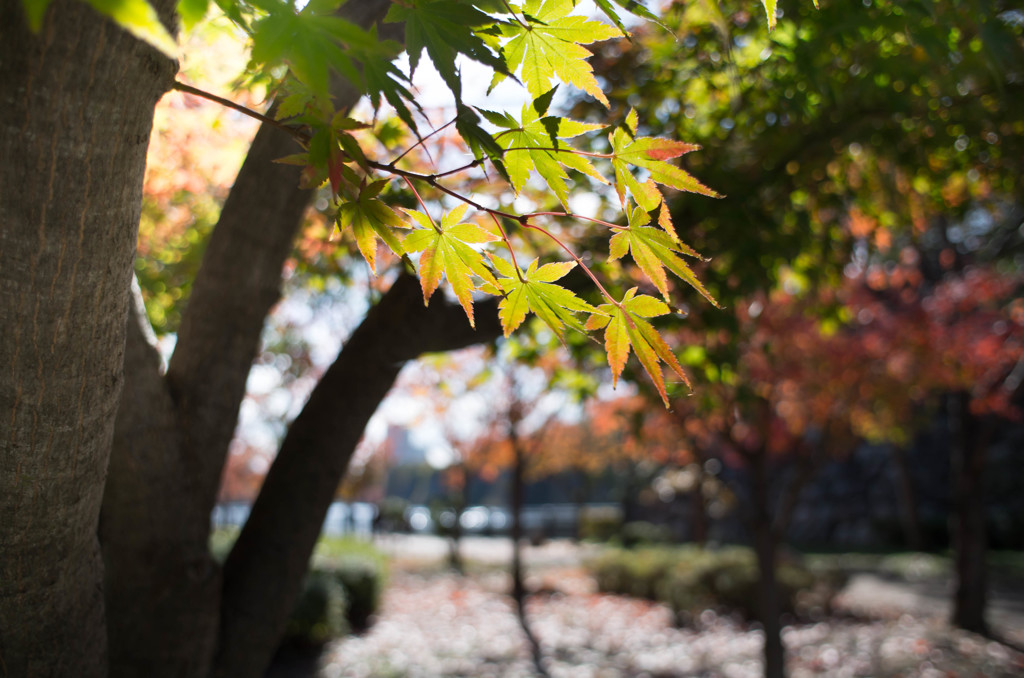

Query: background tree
462;352;570;678
563;2;1023;675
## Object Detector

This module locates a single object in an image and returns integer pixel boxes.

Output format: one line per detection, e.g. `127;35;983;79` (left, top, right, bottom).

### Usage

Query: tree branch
164;0;395;513
215;274;501;678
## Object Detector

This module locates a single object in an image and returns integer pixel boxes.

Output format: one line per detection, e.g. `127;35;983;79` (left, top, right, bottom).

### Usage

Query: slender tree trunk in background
948;392;990;634
507;411;548;678
890;445;925;551
690;462;709;546
620;462;637;524
511;430;526;607
0;2;174;674
448;465;467;574
571;470;588;542
750;453;786;678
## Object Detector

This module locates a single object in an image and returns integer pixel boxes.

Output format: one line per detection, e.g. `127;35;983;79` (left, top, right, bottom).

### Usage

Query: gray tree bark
0;0;175;675
100;104;317;678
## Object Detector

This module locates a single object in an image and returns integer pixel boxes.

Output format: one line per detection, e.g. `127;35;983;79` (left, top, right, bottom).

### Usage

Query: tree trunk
750;453;786;678
0;2;174;674
214;274;501;678
99;3;398;675
448;465;467;574
100;112;314;678
100;296;223;677
511;431;527;606
890;445;925;551
690;463;709;546
508;409;547;677
948;392;990;634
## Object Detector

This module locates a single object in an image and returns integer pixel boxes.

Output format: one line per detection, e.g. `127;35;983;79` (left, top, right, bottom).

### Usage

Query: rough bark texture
100;87;316;678
0;1;174;674
100;298;223;676
215;274;501;678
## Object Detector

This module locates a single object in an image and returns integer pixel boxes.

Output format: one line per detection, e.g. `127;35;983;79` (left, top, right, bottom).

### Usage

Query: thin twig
489;212;524;283
390;118;457;166
521;219;618;307
172;81;307;142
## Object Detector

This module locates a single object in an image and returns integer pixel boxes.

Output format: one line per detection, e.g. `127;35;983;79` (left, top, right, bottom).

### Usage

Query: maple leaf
401;204;500;327
481;89;605;209
359;44;420;133
585;288;690;406
609;109;720;206
250;0;379;99
761;0;778;30
385;0;509;101
609;202;719;306
486;257;598;340
455;104;509;179
494;0;619;107
590;0;664;36
337;181;408;275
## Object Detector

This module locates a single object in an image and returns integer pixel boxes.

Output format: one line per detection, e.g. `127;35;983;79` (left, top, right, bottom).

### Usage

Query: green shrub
282;571;349;648
589;547;677;600
589;544;840;626
332;556;382;631
620;521;673;548
578;506;623;542
284;539;388;647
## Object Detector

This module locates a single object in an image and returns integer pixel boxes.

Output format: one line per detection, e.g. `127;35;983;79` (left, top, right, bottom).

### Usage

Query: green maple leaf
486;257;598;340
610;109;721;207
481;90;605;209
761;0;777;30
250;0;380;99
401;204;501;327
495;0;619;106
386;0;509;101
337;181;408;275
591;0;662;36
455;104;509;179
358;39;420;133
609;202;719;306
585;288;690;406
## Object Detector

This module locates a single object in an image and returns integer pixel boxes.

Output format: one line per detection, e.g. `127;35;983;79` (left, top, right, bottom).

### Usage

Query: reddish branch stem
171;81;305;141
171;81;620;308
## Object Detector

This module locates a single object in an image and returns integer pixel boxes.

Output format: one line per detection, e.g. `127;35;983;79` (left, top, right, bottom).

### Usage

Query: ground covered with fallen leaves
318;560;1024;678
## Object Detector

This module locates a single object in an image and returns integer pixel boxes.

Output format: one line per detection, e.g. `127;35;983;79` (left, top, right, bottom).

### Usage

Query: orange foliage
466;395;693;481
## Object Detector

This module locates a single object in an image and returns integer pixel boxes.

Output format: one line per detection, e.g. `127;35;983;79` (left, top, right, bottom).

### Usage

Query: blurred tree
579;0;1022;310
570;4;1023;675
464;355;561;678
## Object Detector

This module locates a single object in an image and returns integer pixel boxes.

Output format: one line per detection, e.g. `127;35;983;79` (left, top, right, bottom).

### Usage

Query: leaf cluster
20;0;802;404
